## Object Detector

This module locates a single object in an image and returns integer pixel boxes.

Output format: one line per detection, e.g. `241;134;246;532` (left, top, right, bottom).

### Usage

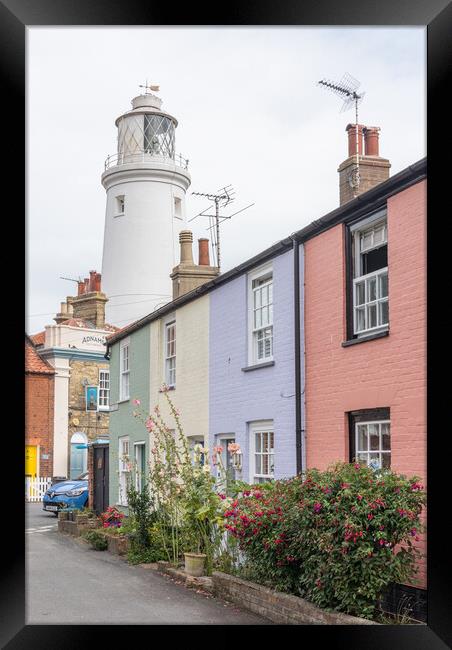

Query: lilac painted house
209;242;305;484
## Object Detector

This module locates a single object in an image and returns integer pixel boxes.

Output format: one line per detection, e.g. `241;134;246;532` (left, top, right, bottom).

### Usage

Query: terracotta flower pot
184;552;207;577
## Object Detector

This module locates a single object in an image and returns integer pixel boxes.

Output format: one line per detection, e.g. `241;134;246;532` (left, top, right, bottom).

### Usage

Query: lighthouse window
143;114;175;159
116;195;125;215
174;197;182;219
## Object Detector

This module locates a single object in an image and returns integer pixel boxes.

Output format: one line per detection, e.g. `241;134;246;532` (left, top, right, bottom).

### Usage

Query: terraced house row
105;127;426;611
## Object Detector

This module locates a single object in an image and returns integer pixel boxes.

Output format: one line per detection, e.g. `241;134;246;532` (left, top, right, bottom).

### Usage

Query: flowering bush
100;506;125;529
224;462;426;619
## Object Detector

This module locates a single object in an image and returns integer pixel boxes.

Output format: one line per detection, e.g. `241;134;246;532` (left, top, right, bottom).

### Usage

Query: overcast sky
26;26;425;334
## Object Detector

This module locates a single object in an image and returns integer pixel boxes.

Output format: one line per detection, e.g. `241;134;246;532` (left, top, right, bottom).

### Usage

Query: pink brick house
294;126;427;616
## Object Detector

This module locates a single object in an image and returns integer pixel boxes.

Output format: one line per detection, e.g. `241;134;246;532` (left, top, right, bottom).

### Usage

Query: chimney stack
170;231;219;300
338;123;391;205
66;270;108;328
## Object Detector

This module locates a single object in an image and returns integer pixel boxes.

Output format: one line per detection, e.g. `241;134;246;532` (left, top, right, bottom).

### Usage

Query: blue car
42;472;89;516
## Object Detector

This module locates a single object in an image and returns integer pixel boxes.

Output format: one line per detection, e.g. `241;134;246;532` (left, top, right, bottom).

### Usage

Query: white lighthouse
101;88;191;326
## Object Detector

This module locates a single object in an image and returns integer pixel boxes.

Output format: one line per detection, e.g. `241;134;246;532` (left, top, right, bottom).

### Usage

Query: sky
26;26;426;334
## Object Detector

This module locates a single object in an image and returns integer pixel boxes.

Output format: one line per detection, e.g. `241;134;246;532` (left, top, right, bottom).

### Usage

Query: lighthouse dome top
131;93;163;111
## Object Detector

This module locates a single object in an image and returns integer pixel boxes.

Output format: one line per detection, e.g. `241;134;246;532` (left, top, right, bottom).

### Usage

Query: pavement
26;503;267;625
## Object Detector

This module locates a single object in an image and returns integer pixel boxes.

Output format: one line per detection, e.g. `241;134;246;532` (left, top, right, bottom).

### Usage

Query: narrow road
26;504;267;624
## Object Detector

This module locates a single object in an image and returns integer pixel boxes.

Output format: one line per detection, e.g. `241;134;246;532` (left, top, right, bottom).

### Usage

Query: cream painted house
149;293;210;450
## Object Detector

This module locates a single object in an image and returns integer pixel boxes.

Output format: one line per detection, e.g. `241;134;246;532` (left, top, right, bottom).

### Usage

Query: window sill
241;360;275;372
342;329;389;347
159;386;175;392
117;398;130;404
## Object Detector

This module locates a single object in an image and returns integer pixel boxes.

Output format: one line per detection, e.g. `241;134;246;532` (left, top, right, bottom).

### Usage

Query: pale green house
107;324;151;510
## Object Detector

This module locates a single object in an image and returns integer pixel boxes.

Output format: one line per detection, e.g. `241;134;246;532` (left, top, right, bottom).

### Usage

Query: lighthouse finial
138;80;160;94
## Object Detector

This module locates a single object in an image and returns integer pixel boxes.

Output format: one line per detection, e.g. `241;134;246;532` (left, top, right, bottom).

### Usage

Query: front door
93;445;109;515
217;437;236;484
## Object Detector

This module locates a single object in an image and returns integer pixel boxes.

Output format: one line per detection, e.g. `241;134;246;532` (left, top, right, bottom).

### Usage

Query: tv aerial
189;185;254;270
318;73;365;196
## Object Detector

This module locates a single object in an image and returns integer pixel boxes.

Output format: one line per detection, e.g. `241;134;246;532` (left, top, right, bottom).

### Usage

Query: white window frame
119;338;130;402
134;441;146;493
249;421;274;484
247;263;273;366
116;195;125;216
164;320;176;388
351;211;389;337
118;436;130;505
355;420;391;470
98;369;110;411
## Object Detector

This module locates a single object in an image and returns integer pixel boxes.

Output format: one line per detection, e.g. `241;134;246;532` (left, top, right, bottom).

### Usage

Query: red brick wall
304;180;427;587
25;373;55;477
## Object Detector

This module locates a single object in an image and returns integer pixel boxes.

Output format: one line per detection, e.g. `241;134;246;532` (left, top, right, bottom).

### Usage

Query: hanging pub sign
86;385;98;412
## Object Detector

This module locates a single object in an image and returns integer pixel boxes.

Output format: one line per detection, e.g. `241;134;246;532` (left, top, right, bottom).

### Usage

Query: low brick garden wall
157;561;213;593
58;512;100;537
212;572;377;625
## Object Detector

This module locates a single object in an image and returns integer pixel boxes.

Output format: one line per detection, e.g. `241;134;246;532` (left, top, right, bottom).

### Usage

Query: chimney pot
198;238;210;266
346;123;364;158
89;270;96;292
363;126;380;156
179;230;194;264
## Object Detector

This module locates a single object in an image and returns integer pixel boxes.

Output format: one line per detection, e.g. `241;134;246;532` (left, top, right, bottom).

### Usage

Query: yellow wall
149;294;209;446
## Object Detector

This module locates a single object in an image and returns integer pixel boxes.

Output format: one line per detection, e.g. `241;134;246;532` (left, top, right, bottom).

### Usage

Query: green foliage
224;462;426;620
126;480;156;548
83;529;108;551
127;523;168;564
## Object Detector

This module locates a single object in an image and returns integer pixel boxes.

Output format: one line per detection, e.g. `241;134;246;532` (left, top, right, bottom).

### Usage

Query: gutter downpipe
292;237;304;475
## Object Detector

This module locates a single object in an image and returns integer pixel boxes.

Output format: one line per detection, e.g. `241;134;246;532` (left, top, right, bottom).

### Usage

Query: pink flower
133;398;141;406
145;418;155;431
214;445;223;454
228;442;241;454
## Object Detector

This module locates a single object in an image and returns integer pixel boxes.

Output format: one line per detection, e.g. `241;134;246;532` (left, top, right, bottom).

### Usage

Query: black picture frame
6;0;451;647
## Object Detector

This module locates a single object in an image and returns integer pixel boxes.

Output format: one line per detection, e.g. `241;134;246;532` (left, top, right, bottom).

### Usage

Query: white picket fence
25;476;52;502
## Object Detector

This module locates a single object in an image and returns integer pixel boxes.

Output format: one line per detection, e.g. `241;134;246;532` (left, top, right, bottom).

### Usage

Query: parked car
42;472;89;516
